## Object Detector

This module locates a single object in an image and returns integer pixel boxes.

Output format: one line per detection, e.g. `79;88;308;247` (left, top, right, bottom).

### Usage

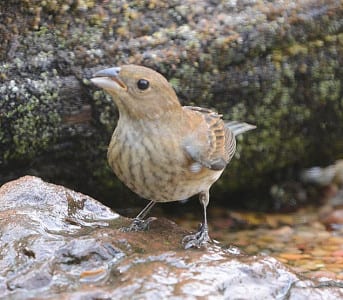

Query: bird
91;64;255;249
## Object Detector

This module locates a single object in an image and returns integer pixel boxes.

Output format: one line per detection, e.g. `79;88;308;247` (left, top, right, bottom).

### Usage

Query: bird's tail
225;121;256;136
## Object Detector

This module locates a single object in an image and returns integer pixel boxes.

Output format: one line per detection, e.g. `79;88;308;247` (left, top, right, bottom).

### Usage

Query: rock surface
1;176;343;299
0;0;342;208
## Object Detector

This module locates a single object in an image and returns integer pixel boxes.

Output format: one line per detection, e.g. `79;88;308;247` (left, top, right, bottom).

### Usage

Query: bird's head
91;65;181;120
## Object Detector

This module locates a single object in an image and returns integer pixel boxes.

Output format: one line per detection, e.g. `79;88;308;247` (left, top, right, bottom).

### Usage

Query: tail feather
225;121;256;136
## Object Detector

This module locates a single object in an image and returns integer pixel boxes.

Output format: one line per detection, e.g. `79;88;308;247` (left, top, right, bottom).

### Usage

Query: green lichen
0;0;342;209
0;73;62;163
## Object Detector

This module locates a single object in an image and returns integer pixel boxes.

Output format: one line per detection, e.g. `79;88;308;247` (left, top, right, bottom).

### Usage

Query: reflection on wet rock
1;176;342;299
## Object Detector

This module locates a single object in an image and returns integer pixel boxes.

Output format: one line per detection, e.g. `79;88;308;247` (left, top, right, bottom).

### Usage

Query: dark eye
137;79;149;90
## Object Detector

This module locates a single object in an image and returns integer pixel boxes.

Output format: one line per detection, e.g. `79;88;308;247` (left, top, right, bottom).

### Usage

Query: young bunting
91;65;255;249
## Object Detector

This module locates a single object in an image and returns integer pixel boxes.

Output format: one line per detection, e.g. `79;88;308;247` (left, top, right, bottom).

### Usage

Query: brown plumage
91;65;255;248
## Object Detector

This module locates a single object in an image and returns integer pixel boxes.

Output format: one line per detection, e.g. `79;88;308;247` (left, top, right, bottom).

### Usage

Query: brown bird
91;65;255;249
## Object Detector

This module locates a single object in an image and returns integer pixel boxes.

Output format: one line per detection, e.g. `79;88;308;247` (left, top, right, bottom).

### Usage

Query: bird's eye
137;79;150;90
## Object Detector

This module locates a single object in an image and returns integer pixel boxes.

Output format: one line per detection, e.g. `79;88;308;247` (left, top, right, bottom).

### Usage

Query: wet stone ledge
0;176;342;299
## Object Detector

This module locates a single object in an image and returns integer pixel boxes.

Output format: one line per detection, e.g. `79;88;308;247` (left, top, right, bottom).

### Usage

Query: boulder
0;176;342;299
0;0;342;207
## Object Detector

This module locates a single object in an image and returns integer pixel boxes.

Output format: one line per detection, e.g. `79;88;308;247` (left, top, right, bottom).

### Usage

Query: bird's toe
121;217;156;232
182;225;211;249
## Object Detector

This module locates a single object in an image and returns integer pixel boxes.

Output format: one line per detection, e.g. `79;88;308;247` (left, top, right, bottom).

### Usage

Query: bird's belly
108;135;221;202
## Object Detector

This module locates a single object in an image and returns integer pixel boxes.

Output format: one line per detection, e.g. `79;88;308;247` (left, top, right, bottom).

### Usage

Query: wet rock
301;160;343;228
0;176;342;299
301;160;343;205
320;206;343;227
301;160;343;188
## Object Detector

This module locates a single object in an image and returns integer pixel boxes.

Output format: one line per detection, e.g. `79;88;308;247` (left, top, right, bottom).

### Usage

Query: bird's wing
182;106;236;171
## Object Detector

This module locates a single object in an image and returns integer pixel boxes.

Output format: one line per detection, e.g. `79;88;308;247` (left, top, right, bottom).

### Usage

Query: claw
121;217;156;232
182;223;211;249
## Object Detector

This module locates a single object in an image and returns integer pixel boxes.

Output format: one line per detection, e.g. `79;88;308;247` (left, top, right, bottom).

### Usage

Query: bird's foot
121;217;156;232
182;223;211;249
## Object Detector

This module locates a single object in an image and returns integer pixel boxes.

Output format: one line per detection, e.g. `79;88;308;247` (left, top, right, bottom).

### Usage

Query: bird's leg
135;200;156;220
123;200;156;232
182;190;211;249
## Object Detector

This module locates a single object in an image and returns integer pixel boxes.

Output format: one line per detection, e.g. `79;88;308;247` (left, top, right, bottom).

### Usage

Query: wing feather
182;106;236;171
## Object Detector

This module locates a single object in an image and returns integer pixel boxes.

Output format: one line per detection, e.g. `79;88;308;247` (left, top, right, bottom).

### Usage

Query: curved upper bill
90;67;127;90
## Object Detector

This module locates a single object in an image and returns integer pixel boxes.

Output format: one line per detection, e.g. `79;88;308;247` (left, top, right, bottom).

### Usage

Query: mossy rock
0;0;342;210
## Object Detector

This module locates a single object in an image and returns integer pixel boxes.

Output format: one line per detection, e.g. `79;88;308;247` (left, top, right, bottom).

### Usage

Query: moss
0;74;62;162
0;0;342;209
286;43;308;56
318;80;341;102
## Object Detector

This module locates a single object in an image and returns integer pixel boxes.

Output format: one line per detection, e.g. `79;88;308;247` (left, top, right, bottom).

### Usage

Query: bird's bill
91;67;127;91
